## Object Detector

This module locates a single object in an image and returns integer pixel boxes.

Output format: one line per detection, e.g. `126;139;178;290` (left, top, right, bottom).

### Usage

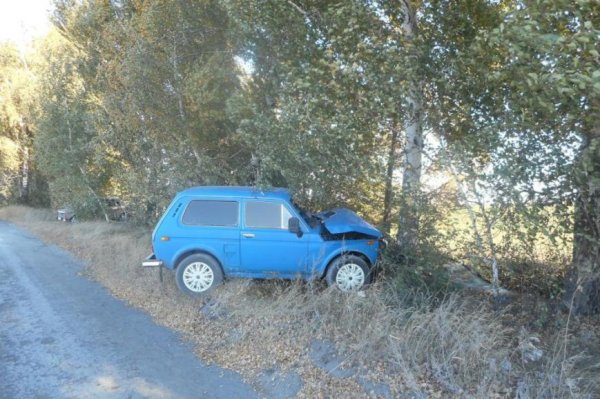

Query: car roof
177;186;291;200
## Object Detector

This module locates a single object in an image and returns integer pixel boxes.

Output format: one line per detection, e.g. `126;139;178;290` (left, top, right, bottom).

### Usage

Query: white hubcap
336;263;365;292
182;262;214;292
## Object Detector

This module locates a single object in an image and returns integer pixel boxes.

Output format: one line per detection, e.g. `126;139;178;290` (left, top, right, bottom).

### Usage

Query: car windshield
291;198;317;227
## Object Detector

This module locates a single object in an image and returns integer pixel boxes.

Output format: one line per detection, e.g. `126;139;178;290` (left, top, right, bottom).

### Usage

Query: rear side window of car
245;201;292;229
182;200;239;226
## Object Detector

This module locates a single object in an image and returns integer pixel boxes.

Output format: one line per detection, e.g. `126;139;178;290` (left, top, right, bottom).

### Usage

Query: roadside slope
1;206;596;398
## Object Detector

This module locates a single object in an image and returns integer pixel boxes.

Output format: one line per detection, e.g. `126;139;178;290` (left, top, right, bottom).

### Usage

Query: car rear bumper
142;253;163;267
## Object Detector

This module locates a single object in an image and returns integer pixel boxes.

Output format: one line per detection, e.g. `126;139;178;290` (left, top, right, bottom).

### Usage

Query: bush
379;241;452;303
500;258;567;299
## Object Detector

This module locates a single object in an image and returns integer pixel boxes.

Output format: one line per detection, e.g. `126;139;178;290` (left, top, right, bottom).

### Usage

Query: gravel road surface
0;221;259;399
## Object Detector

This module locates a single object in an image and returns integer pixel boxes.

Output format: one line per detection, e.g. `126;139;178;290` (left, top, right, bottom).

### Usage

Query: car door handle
242;233;255;238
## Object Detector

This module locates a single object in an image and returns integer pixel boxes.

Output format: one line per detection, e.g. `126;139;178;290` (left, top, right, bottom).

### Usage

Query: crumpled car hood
319;208;382;238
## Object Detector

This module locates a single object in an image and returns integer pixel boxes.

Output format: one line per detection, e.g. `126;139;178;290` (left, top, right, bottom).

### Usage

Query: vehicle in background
104;197;128;221
57;197;128;223
142;186;383;295
57;208;75;222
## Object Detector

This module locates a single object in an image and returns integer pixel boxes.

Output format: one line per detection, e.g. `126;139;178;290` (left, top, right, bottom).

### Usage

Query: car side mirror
288;217;303;237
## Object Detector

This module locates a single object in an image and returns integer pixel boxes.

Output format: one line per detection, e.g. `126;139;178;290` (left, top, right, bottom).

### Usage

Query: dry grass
1;205;596;398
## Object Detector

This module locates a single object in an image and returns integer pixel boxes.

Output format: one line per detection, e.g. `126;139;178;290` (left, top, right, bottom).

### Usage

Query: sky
0;0;52;48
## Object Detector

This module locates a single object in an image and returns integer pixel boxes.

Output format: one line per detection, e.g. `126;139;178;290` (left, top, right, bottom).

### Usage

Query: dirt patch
2;205;598;398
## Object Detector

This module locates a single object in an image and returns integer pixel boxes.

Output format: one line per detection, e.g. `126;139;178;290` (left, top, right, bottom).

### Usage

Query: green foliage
32;29;110;218
226;1;392;215
0;136;20;202
0;41;48;205
26;0;248;222
464;0;599;307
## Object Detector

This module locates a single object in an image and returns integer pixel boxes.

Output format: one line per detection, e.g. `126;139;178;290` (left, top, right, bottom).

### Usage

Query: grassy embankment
1;205;597;398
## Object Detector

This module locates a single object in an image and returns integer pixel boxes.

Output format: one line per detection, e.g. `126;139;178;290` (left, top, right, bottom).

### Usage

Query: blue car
142;186;383;294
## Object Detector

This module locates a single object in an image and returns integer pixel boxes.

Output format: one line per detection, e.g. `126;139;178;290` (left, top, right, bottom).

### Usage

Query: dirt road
0;221;259;399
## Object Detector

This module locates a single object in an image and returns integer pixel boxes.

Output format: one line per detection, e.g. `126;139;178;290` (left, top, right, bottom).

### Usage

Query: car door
240;199;309;276
177;198;241;271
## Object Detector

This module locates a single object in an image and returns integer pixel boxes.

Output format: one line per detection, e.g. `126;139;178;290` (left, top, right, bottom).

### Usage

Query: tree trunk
396;0;423;250
382;126;399;234
18;145;30;203
475;191;501;294
565;136;600;314
78;165;110;223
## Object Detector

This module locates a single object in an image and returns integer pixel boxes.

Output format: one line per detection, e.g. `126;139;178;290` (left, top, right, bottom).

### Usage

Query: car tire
325;255;370;292
176;254;224;295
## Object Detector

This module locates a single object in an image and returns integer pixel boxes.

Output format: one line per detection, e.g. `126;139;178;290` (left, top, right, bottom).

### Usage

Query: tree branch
287;0;307;16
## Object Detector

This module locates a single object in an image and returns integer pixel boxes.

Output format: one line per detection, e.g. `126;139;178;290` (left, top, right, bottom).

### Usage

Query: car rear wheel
325;255;370;292
176;254;223;295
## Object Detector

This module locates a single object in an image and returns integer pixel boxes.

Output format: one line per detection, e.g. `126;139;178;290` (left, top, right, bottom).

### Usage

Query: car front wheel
176;254;223;295
325;255;370;292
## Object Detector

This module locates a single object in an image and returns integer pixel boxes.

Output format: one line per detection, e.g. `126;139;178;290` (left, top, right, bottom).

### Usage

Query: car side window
245;201;292;230
182;200;239;226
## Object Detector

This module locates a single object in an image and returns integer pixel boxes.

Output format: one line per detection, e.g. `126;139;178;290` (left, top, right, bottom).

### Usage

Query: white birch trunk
382;126;399;234
397;0;424;249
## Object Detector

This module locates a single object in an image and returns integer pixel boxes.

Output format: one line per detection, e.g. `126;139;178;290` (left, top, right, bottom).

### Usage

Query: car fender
319;247;373;278
168;244;223;272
